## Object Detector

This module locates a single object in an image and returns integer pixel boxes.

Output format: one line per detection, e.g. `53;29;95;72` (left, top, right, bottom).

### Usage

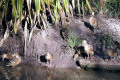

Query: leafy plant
67;31;81;49
96;34;115;48
75;0;92;17
93;0;100;10
104;0;120;18
12;0;18;33
35;0;41;17
63;0;69;13
0;0;92;32
0;0;2;8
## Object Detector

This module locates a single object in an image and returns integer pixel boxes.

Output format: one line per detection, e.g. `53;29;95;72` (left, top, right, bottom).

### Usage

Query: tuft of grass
93;0;100;11
96;34;115;48
74;0;92;16
67;30;81;49
104;0;120;18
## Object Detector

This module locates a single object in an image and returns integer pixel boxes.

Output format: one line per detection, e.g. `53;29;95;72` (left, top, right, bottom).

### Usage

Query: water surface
0;63;120;80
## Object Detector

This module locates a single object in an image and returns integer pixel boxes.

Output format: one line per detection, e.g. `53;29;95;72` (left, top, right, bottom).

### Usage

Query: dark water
0;62;120;80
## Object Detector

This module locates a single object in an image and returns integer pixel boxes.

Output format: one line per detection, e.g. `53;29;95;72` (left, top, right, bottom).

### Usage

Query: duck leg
45;60;48;66
45;60;51;67
87;54;90;60
48;60;50;64
110;57;116;64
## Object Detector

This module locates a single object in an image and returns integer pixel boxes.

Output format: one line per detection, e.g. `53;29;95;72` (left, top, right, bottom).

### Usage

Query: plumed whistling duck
45;51;53;66
82;40;94;59
89;12;98;29
2;53;14;61
6;53;21;68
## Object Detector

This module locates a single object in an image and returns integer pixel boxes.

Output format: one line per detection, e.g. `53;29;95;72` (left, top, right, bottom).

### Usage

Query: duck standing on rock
82;40;94;59
6;53;21;68
45;51;53;66
89;12;98;29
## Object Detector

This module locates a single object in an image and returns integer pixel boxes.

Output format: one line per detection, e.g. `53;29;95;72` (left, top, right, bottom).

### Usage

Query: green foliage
0;0;2;8
54;6;59;24
11;0;24;33
4;0;9;19
0;0;92;34
81;1;85;17
104;0;120;18
93;0;100;10
96;34;115;48
76;0;92;17
67;31;81;49
35;0;41;16
12;0;17;33
63;0;69;13
57;0;61;10
17;0;24;20
86;0;92;13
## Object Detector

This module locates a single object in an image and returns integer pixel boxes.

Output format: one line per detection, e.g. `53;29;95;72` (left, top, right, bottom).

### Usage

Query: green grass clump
67;31;81;49
96;34;115;48
104;0;120;18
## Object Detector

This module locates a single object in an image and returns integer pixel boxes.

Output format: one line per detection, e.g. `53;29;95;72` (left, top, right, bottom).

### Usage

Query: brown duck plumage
89;12;98;29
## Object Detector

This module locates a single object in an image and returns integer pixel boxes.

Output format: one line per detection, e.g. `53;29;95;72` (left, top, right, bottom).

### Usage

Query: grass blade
63;0;69;13
35;0;41;16
12;0;17;33
28;23;37;44
72;0;75;9
41;0;45;12
4;25;9;40
0;0;3;8
82;1;85;18
24;21;28;56
54;6;59;24
4;0;9;19
0;39;4;47
13;15;17;33
27;0;32;12
17;0;24;20
86;0;92;13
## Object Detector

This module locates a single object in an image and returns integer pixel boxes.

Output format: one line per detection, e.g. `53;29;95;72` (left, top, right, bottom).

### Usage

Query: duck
89;12;98;29
6;53;21;68
73;50;81;60
2;53;15;61
82;40;94;59
60;25;69;41
107;49;117;59
45;51;53;65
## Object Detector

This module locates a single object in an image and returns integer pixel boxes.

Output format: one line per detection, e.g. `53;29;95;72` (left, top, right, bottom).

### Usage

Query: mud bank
0;14;120;70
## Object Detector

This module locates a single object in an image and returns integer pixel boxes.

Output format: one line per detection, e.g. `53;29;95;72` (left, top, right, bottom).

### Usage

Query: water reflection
0;63;120;80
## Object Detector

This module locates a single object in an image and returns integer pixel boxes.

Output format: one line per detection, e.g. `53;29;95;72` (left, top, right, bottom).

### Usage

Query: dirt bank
0;14;120;70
